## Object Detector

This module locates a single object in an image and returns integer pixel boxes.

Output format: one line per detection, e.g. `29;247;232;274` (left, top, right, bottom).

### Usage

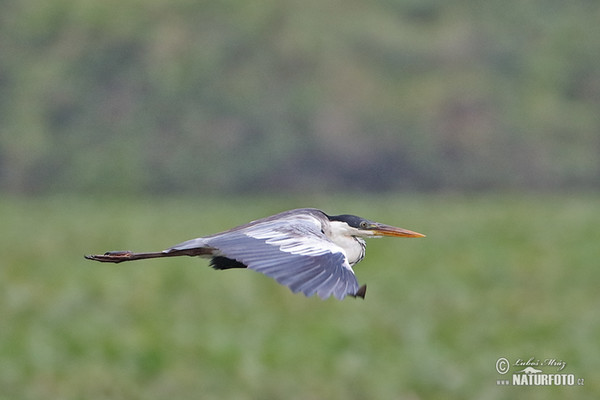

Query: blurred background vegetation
2;1;600;399
3;195;599;399
1;0;599;195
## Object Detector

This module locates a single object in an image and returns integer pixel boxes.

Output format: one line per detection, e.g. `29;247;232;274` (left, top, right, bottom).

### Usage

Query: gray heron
85;208;424;300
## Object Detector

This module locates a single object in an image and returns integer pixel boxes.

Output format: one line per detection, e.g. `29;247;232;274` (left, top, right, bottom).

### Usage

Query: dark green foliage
1;1;599;194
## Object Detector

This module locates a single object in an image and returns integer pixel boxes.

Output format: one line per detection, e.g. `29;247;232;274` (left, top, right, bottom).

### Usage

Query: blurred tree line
1;0;599;195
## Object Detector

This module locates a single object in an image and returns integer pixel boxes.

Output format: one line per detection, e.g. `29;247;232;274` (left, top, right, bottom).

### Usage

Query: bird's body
85;208;424;300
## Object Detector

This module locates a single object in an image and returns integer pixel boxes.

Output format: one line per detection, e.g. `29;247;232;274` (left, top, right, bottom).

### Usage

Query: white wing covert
169;213;361;300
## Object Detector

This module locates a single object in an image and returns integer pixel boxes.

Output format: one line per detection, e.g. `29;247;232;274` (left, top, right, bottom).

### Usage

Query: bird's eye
359;221;369;229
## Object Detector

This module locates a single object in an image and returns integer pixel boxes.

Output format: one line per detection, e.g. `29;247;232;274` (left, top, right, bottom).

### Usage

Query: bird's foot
84;251;133;263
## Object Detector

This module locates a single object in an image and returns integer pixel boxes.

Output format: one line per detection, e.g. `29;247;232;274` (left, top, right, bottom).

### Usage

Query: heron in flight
85;208;424;300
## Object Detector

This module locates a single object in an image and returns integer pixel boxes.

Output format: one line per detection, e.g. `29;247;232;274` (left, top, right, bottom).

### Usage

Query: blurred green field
1;194;598;399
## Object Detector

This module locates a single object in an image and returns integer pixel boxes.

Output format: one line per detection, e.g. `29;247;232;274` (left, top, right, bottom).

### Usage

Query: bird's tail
84;248;210;263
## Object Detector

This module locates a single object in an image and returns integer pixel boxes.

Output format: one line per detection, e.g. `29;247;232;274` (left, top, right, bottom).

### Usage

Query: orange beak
371;223;426;238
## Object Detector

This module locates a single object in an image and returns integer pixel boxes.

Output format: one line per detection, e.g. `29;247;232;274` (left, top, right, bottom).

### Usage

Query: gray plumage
85;208;424;300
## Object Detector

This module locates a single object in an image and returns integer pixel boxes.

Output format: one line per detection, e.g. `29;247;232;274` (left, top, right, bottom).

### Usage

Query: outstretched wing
169;212;363;300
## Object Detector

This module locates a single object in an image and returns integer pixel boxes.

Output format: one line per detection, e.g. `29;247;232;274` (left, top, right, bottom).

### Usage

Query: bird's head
327;214;425;239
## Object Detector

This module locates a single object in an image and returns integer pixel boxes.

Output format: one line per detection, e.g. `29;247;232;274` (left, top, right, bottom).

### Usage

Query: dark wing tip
351;284;367;299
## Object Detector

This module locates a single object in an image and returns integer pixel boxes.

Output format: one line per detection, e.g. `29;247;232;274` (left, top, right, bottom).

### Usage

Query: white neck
324;221;369;266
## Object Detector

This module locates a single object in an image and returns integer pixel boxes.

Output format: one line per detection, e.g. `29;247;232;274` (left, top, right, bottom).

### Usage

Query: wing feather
168;210;361;299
